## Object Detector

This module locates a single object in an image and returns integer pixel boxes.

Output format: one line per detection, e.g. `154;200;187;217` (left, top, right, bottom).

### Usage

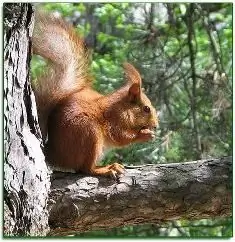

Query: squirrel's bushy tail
32;11;91;139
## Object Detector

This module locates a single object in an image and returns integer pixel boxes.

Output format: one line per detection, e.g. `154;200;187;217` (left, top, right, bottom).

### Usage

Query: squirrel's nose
150;121;158;130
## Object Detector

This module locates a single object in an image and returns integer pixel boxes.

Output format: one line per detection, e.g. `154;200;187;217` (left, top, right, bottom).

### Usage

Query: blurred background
31;3;232;237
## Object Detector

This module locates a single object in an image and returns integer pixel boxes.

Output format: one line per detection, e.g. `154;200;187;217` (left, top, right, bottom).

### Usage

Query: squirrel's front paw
137;128;155;142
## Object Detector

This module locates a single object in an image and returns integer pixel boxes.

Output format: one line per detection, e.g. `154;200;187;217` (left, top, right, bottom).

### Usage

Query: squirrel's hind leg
80;142;125;178
89;163;125;179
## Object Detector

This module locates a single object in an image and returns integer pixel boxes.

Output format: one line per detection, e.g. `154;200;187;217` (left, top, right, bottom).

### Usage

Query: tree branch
47;157;232;236
186;3;202;159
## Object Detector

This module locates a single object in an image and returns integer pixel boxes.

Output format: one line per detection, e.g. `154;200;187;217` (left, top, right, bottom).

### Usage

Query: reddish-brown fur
32;11;158;177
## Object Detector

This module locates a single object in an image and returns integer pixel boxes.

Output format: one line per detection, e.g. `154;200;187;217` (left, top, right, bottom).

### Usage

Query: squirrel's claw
108;163;125;174
107;162;125;180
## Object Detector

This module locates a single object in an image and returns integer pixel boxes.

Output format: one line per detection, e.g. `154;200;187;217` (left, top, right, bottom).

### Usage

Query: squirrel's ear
128;83;141;102
123;62;142;86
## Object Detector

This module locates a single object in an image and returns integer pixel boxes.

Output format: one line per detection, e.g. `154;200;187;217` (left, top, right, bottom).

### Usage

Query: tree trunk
4;3;50;236
48;157;232;236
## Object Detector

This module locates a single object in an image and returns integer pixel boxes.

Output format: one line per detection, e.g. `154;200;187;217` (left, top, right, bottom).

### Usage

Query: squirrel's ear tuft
123;63;142;85
128;83;141;102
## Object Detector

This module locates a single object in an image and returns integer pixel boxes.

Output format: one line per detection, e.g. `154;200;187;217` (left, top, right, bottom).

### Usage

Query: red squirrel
32;12;158;178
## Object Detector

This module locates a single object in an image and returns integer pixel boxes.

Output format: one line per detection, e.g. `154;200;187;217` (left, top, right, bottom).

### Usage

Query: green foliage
31;56;47;83
76;218;232;237
42;3;80;16
31;2;232;238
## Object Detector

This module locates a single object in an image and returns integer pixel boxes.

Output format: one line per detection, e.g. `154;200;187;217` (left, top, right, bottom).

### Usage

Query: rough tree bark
4;3;50;236
48;157;231;236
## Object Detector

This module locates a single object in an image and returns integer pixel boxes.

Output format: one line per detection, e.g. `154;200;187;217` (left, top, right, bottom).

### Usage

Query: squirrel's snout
150;118;158;130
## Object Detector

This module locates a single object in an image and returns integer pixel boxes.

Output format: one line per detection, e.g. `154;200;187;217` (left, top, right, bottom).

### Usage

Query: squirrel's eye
143;105;150;113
